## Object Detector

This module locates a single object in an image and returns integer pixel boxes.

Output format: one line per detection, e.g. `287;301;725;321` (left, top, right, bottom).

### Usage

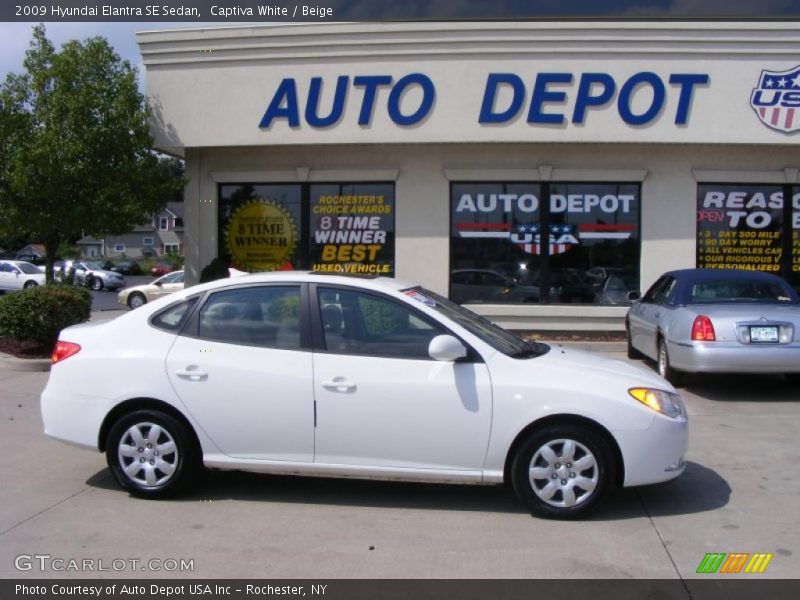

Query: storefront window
793;187;800;291
450;182;640;304
696;184;789;279
310;183;395;276
218;183;395;274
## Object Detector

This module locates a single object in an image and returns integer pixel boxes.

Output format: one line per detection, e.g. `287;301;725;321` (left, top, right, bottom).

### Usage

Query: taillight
691;315;716;341
51;341;81;364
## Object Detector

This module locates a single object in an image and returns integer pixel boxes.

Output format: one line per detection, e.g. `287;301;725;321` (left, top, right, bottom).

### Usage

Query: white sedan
118;270;185;309
41;273;687;519
0;260;46;290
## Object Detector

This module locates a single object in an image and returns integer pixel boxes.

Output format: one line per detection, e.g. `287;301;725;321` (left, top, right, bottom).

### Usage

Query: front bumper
669;340;800;374
616;411;688;487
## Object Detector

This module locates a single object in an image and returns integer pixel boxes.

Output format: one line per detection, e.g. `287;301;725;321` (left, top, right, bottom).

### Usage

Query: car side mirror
428;335;467;362
627;291;641;301
154;281;163;286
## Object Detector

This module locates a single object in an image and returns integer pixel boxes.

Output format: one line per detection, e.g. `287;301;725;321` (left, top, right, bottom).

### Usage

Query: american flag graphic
454;221;634;255
750;66;800;134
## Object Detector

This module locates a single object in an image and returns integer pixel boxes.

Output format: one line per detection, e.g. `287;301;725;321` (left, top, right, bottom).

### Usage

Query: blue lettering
528;73;573;124
388;73;435;126
353;75;393;125
780;91;800;108
259;78;300;128
669;74;709;124
479;73;525;123
618;72;665;125
751;89;781;107
572;73;615;124
305;76;349;128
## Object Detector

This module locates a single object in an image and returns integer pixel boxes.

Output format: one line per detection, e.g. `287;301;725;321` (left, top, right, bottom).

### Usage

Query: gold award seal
225;199;297;271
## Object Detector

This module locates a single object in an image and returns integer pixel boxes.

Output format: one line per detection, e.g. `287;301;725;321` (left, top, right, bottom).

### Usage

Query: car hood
537;345;673;391
94;269;122;277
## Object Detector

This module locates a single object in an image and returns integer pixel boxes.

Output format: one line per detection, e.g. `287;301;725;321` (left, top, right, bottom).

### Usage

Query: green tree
0;25;184;282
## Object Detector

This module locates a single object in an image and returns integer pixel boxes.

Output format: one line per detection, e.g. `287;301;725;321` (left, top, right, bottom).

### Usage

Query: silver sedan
625;269;800;386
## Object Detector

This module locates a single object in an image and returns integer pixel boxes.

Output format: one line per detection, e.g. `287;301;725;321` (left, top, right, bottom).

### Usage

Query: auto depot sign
259;71;711;129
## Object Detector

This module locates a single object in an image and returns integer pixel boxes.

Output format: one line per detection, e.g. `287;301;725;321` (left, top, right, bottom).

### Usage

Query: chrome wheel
128;293;146;309
528;438;599;508
91;277;103;291
117;422;179;489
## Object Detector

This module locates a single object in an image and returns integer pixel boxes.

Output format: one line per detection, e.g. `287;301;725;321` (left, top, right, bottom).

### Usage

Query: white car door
312;286;492;472
0;263;19;289
166;284;314;461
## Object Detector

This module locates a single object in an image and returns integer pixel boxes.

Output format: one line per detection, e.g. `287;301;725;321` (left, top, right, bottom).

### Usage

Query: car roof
186;271;417;295
663;269;800;304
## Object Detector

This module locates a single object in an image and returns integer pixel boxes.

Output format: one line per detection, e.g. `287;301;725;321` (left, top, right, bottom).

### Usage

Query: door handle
175;367;208;381
320;377;356;392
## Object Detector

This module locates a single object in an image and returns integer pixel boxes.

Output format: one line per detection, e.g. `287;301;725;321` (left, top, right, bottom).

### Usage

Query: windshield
402;287;549;358
690;279;797;304
16;262;41;274
84;262;104;270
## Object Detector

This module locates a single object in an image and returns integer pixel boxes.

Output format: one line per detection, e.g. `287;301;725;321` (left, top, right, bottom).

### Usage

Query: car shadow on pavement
85;460;729;519
681;373;800;402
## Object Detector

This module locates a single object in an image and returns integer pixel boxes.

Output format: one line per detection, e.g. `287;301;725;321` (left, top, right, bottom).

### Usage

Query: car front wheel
23;280;38;289
90;277;103;291
106;410;199;498
127;292;147;309
511;425;616;519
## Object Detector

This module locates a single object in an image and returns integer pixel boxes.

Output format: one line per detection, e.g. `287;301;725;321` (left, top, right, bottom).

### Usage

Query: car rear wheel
23;280;38;289
511;425;615;519
127;292;147;309
90;277;103;291
106;410;199;498
658;338;684;386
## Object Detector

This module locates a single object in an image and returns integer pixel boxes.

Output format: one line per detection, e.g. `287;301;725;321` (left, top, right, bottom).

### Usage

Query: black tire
510;424;616;519
106;409;199;498
127;292;147;310
786;374;800;386
626;324;643;359
23;280;38;289
90;276;103;291
657;338;684;387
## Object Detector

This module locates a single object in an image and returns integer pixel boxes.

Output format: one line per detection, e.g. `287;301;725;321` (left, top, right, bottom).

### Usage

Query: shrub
0;284;91;351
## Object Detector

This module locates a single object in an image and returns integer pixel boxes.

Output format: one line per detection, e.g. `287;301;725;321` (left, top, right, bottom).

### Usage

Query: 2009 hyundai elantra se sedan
41;272;687;519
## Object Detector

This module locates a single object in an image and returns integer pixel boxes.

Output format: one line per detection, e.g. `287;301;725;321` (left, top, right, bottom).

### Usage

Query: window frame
180;282;313;351
159;217;169;231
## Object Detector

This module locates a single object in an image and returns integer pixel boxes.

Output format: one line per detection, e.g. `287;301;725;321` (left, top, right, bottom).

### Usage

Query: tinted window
198;286;301;349
151;297;199;333
690;280;794;304
16;262;41;274
642;277;667;303
318;288;444;359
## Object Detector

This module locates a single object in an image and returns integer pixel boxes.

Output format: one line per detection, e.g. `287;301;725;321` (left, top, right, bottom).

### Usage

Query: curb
0;353;50;372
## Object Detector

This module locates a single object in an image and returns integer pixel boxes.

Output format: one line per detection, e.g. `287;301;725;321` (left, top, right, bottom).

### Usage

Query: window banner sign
696;185;784;273
224;198;298;271
310;187;395;275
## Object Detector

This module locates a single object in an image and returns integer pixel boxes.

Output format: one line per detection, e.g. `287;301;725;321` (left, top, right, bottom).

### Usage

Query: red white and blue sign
750;66;800;134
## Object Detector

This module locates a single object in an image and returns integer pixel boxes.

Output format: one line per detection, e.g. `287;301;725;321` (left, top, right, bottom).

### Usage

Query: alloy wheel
528;438;599;508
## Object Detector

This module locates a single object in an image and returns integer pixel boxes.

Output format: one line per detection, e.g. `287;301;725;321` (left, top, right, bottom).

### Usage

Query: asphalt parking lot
0;340;798;580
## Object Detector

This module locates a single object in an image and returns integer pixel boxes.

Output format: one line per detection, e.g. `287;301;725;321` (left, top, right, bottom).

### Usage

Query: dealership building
137;21;800;330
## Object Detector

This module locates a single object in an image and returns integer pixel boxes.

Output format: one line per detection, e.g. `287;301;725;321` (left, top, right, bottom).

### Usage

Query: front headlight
628;388;684;418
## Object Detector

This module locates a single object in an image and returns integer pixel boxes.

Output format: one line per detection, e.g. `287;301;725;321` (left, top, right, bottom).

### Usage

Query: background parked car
108;259;143;276
626;268;800;385
118;270;184;309
594;272;639;305
451;269;543;303
150;262;173;277
0;260;46;291
56;260;126;291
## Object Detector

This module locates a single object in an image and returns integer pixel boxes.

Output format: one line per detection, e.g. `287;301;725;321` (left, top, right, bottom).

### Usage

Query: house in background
15;243;46;261
77;203;184;259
